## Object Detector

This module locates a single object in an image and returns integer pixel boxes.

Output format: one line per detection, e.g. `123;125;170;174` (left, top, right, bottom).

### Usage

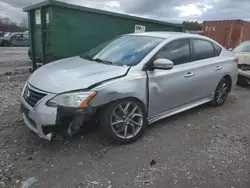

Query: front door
147;38;195;117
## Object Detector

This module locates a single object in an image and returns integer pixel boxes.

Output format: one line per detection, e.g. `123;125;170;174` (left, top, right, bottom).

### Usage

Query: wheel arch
222;74;232;92
90;79;148;115
94;96;147;115
1;40;10;46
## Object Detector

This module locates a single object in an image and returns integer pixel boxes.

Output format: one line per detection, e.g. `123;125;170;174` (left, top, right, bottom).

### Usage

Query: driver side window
155;39;191;66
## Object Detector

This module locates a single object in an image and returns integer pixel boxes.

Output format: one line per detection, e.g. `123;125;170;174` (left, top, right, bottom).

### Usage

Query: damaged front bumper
20;97;94;141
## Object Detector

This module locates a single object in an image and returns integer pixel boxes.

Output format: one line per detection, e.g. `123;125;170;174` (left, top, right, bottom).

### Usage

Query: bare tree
0;16;26;32
20;17;28;29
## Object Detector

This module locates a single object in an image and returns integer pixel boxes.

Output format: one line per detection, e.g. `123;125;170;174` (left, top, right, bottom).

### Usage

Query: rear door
190;39;223;100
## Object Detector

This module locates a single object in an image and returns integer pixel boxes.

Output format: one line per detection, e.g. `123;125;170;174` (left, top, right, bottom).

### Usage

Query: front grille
24;86;47;107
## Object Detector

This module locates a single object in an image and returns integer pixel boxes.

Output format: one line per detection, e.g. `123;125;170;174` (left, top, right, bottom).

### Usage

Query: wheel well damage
44;105;95;140
95;97;147;115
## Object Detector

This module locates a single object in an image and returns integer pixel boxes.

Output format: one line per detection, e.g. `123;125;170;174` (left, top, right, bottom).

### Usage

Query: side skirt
148;97;212;124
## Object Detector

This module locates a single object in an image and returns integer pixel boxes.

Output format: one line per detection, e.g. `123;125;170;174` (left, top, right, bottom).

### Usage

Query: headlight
46;91;96;108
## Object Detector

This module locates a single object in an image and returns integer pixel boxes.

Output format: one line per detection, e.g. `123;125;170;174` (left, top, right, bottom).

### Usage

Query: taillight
234;58;239;64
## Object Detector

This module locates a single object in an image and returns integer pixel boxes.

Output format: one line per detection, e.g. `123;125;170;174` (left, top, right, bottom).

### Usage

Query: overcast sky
0;0;248;23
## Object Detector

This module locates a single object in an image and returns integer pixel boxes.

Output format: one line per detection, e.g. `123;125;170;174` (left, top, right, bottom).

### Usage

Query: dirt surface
0;47;250;188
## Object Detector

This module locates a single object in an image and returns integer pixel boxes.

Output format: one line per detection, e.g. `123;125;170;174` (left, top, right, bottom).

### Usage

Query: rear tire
210;78;230;107
100;99;147;144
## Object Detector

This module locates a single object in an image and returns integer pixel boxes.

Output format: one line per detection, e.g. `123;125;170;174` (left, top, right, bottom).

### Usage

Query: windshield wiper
80;54;93;61
80;55;116;65
93;58;113;65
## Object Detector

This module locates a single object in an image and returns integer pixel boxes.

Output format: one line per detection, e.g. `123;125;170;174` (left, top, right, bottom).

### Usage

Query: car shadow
46;104;208;150
147;103;207;130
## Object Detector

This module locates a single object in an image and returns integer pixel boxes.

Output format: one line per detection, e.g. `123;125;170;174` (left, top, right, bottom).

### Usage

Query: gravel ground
0;47;250;188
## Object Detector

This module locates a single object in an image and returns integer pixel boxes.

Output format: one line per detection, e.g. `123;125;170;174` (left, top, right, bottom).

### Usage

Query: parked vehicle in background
21;32;238;144
233;41;250;85
203;20;250;49
0;32;9;44
4;32;11;37
185;30;203;35
0;31;4;37
0;32;29;47
0;36;5;45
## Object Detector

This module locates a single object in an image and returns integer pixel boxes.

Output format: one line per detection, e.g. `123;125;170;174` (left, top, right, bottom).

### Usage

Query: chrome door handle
185;72;194;77
215;66;222;70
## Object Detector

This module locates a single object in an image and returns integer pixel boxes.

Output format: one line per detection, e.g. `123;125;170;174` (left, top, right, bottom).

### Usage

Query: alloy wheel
110;102;143;139
215;82;229;104
2;41;10;47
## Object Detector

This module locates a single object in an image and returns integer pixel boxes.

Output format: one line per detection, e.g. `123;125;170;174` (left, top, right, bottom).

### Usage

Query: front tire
1;40;10;47
210;78;230;107
100;99;147;144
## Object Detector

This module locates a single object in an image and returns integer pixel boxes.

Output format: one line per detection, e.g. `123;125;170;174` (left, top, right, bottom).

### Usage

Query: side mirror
153;59;174;70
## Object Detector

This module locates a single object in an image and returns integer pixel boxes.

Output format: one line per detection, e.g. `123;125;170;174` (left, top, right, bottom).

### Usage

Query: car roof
128;31;223;47
129;31;211;40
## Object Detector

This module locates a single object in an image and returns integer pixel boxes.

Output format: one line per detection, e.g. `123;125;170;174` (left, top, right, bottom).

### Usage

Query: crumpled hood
235;52;250;65
28;56;129;93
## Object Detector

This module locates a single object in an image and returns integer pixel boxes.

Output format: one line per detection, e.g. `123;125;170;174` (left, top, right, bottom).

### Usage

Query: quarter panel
221;56;238;87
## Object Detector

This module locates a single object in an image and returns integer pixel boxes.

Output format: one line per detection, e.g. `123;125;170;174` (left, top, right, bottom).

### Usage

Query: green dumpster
23;0;183;69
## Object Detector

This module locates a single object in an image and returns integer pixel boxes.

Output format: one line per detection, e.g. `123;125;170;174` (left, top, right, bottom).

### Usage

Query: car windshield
81;35;163;66
233;41;250;53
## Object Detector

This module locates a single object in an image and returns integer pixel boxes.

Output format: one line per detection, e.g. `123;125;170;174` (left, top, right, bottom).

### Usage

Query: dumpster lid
23;0;182;29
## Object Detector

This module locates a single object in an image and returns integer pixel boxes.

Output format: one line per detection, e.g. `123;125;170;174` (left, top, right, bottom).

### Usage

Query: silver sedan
21;32;238;144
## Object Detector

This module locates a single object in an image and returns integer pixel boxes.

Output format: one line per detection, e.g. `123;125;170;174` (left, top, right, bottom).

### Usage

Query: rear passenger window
213;43;222;56
193;39;215;60
156;39;191;65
